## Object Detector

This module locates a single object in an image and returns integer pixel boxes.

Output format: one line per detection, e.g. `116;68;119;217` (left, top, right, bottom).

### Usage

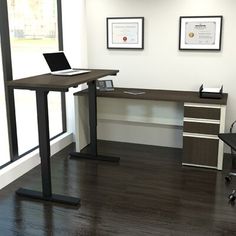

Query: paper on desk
202;87;221;93
123;91;146;95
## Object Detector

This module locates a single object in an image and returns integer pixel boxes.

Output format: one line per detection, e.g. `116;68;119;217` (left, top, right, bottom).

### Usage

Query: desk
74;87;228;170
218;133;236;151
7;69;119;206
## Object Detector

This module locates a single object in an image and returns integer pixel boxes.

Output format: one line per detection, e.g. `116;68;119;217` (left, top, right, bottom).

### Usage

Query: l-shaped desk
74;87;228;170
6;71;228;206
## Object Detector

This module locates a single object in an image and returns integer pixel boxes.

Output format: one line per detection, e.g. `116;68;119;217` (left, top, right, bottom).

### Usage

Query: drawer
184;121;220;135
184;106;220;120
183;136;218;167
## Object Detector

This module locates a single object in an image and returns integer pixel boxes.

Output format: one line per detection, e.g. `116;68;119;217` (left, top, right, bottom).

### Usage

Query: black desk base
70;151;120;162
70;80;120;164
15;90;80;207
16;188;80;206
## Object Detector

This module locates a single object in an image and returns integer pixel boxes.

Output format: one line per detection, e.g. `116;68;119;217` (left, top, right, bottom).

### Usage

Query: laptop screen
43;52;71;72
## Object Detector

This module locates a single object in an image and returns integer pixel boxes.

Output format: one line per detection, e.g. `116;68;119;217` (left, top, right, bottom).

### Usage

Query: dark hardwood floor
0;140;236;236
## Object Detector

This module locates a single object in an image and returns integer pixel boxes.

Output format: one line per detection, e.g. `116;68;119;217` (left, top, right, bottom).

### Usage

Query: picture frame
107;17;144;49
179;16;223;51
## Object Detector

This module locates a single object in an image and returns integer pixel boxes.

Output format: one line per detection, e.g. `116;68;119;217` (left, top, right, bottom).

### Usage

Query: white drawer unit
183;103;226;170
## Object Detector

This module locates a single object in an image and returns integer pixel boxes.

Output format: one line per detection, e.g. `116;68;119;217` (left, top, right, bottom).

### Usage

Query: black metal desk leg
16;90;80;206
88;80;98;155
37;90;52;197
70;80;120;162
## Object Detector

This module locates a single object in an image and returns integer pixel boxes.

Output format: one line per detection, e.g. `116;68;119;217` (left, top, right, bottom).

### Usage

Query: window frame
0;0;66;165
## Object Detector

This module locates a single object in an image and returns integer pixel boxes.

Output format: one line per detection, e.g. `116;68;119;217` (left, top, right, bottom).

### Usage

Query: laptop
43;52;90;76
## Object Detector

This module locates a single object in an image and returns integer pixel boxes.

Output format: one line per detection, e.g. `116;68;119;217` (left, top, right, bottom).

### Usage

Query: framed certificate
179;16;223;50
107;17;144;49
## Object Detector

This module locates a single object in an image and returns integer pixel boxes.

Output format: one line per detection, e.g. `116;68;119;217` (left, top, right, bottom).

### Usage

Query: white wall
61;0;88;67
86;0;236;133
61;0;88;139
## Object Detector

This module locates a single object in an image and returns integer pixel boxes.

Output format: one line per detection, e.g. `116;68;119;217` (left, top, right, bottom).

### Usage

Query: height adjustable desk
7;69;119;206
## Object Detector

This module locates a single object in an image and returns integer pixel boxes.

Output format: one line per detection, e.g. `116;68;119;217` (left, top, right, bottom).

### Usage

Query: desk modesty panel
74;87;228;170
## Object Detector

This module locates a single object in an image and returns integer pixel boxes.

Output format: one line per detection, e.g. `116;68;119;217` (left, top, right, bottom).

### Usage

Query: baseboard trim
0;132;73;190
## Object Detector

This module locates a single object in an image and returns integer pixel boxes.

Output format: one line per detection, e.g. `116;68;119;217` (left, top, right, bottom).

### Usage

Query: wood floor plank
0;141;236;235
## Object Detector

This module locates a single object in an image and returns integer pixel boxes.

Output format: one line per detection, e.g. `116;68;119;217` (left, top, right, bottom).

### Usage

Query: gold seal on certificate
188;32;194;38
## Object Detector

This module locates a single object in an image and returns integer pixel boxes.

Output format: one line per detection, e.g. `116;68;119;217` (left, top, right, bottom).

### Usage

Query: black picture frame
179;16;223;51
107;17;144;49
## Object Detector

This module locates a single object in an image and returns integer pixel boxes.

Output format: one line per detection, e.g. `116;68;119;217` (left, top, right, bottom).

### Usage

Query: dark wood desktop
7;69;119;206
77;87;228;104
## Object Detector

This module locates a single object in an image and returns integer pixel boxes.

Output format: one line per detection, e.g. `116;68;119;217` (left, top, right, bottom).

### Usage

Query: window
7;0;64;155
0;42;11;166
